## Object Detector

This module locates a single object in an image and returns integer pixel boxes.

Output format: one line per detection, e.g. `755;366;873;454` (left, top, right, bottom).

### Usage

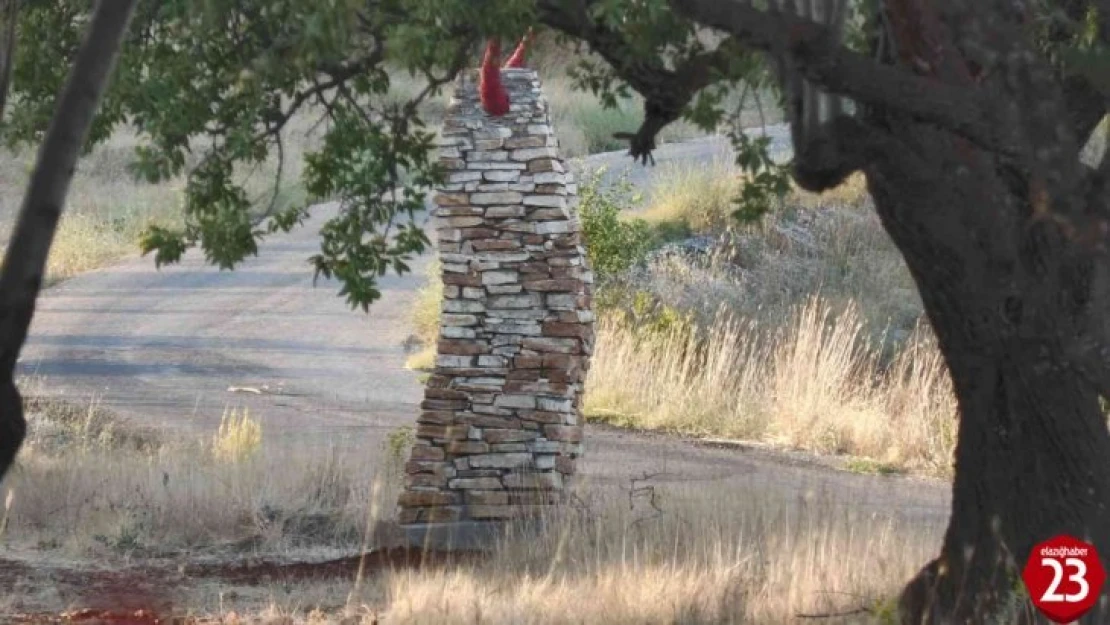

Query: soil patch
3;546;482;624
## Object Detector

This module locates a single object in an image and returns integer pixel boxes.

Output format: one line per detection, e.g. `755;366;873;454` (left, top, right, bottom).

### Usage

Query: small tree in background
0;0;136;494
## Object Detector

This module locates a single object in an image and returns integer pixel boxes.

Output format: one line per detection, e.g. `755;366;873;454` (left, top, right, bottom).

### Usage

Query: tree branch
537;0;736;163
668;0;1019;159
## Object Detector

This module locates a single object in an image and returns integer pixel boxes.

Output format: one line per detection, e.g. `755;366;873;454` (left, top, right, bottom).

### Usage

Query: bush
578;169;656;280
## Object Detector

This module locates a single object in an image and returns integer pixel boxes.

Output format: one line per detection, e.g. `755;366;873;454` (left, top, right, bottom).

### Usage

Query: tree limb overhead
667;0;1020;159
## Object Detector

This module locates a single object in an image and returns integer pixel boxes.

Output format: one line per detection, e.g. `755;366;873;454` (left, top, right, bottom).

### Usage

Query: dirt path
16;131;950;525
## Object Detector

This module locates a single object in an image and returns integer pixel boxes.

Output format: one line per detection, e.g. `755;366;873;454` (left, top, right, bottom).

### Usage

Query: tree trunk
897;327;1110;623
0;0;137;483
857;127;1110;623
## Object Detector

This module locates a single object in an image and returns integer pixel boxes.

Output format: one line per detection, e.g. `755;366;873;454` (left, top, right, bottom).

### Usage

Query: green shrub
578;169;655;280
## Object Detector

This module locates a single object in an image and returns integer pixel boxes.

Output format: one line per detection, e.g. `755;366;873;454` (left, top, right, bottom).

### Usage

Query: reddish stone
409;445;445;461
456;414;522;429
439;340;491;356
421;398;468;410
542;321;589;339
472;239;522;251
398;492;456;507
518;410;565;424
506;369;541;381
416;424;449;440
543;425;583;442
522;337;580;354
432;192;468;206
504;136;546;149
527;159;558;172
405;460;447;475
425;388;468;400
513;355;542;369
418;410;455;425
460;227;500;240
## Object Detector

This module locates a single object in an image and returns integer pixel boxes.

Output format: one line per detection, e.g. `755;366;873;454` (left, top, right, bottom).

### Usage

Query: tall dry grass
637;157;742;233
166;485;940;623
4;391;402;556
370;492;935;624
403;259;442;372
0;114;317;283
3;384;946;624
585;297;957;476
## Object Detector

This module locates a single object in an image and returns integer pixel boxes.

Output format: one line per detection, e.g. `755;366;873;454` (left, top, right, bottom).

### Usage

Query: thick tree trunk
898;330;1110;623
859;133;1110;623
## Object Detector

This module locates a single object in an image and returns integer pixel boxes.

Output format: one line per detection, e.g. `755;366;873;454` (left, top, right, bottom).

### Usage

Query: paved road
17;130;950;524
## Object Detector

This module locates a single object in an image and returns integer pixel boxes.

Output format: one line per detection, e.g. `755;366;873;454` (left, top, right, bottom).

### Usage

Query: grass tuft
638;158;742;234
212;407;263;463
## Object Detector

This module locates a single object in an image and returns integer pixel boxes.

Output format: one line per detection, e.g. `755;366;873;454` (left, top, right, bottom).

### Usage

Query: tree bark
0;0;137;483
854;122;1110;622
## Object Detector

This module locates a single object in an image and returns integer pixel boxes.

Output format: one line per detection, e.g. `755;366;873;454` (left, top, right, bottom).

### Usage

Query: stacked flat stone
397;68;595;526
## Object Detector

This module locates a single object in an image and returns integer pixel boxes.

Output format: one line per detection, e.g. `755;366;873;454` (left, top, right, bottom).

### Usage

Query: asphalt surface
17;130;951;525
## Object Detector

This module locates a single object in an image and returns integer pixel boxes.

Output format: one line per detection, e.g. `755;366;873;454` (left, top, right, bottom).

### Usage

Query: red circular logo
1022;535;1106;623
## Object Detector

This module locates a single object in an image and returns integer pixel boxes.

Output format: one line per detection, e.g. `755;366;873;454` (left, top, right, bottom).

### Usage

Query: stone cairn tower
398;68;595;542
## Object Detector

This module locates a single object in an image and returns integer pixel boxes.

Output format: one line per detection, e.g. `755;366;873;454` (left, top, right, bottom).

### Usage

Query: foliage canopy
2;0;787;310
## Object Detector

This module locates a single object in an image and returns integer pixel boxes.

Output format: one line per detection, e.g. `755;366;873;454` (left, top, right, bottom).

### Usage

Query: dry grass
4;390;403;556
212;407;264;463
2;381;946;623
791;172;871;211
125;483;939;624
572;156;948;474
0;116;316;283
4;399;944;623
586;298;957;477
637;157;742;234
368;491;933;625
0;134;185;282
403;259;442;372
